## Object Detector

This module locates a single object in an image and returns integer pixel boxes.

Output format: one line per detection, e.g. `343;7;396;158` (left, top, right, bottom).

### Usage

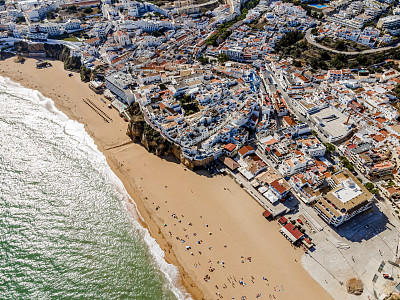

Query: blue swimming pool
309;4;327;8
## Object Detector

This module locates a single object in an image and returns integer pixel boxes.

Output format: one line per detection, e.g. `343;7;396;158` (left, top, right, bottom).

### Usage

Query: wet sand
0;57;333;300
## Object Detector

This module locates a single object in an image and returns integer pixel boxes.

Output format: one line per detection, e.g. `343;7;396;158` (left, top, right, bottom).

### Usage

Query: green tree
198;55;209;64
66;5;77;12
64;55;81;71
83;7;93;14
334;40;345;51
179;94;199;116
151;31;163;37
319;51;330;61
80;65;91;82
346;163;354;172
311;130;318;137
310;57;319;70
371;188;380;195
217;53;229;63
46;11;55;19
311;28;318;35
293;60;301;67
356;54;367;65
275;31;304;53
159;83;167;90
365;182;374;191
323;143;336;155
16;16;26;23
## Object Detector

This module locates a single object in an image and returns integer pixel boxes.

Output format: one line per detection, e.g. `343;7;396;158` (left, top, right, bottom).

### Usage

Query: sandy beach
0;57;333;300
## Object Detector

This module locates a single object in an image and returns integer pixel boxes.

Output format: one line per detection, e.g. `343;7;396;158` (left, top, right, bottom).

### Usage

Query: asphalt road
263;63;331;144
305;28;400;56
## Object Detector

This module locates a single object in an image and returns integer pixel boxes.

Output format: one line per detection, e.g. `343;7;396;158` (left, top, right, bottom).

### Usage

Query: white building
25;9;40;22
63;19;81;31
105;72;135;104
138;73;161;85
39;22;60;36
315;171;373;227
114;30;131;47
279;154;314;176
377;15;400;29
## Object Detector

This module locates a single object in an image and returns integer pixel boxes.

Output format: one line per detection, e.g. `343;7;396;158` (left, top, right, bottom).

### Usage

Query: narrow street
264;63;332;144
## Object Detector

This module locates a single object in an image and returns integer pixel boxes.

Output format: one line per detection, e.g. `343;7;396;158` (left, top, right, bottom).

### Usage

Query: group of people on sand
158;204;285;300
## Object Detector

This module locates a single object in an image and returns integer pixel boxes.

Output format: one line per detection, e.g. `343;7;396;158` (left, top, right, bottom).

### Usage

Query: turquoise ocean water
0;76;189;300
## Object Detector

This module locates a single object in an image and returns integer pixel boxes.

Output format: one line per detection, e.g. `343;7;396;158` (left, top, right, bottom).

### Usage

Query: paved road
264;63;331;144
174;0;218;13
305;28;400;56
2;37;83;50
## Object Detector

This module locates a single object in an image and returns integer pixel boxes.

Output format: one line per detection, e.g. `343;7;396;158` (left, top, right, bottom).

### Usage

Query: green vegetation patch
179;94;199;116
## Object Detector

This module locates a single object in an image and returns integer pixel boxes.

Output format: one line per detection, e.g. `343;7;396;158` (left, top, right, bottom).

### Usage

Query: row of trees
206;0;260;46
206;19;235;46
365;182;380;195
339;156;355;172
323;143;336;155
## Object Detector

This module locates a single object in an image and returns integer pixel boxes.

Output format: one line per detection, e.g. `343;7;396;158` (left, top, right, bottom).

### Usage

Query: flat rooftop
333;179;362;204
310;106;351;140
325;171;372;213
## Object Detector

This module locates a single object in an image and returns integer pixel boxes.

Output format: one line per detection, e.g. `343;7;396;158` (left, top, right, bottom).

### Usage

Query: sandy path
0;58;333;300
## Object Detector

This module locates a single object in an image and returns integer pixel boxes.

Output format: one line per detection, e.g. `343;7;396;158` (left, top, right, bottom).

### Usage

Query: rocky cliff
0;51;14;60
126;103;181;158
13;41;69;61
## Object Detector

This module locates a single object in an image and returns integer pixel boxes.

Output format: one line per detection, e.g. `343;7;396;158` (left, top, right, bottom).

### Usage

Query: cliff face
14;41;68;60
126;114;145;143
0;51;14;60
126;103;181;158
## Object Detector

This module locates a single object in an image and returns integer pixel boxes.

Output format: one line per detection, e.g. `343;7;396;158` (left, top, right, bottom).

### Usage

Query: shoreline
0;58;201;299
0;57;333;300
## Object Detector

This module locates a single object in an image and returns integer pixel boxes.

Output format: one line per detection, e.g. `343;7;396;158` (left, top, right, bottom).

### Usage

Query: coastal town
4;0;400;298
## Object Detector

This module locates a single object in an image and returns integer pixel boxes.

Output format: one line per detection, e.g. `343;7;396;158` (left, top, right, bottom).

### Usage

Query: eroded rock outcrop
346;278;363;296
126;103;179;158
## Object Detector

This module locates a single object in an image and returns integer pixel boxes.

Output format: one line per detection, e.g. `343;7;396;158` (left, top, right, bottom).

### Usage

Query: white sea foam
0;75;192;300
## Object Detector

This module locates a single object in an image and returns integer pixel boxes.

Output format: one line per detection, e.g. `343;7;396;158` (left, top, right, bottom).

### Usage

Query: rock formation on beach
346;278;363;296
126;102;177;157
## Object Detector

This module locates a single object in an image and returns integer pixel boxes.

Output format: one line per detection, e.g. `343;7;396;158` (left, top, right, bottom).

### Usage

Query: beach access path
0;58;333;300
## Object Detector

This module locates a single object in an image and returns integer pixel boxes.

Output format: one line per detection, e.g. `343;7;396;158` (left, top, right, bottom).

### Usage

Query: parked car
383;274;393;280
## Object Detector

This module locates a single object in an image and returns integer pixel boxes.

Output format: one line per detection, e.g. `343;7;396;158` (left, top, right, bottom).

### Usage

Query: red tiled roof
224;143;236;152
278;216;288;224
283;223;303;241
282;116;296;126
270;180;286;194
262;210;272;218
218;156;239;171
238;145;254;156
